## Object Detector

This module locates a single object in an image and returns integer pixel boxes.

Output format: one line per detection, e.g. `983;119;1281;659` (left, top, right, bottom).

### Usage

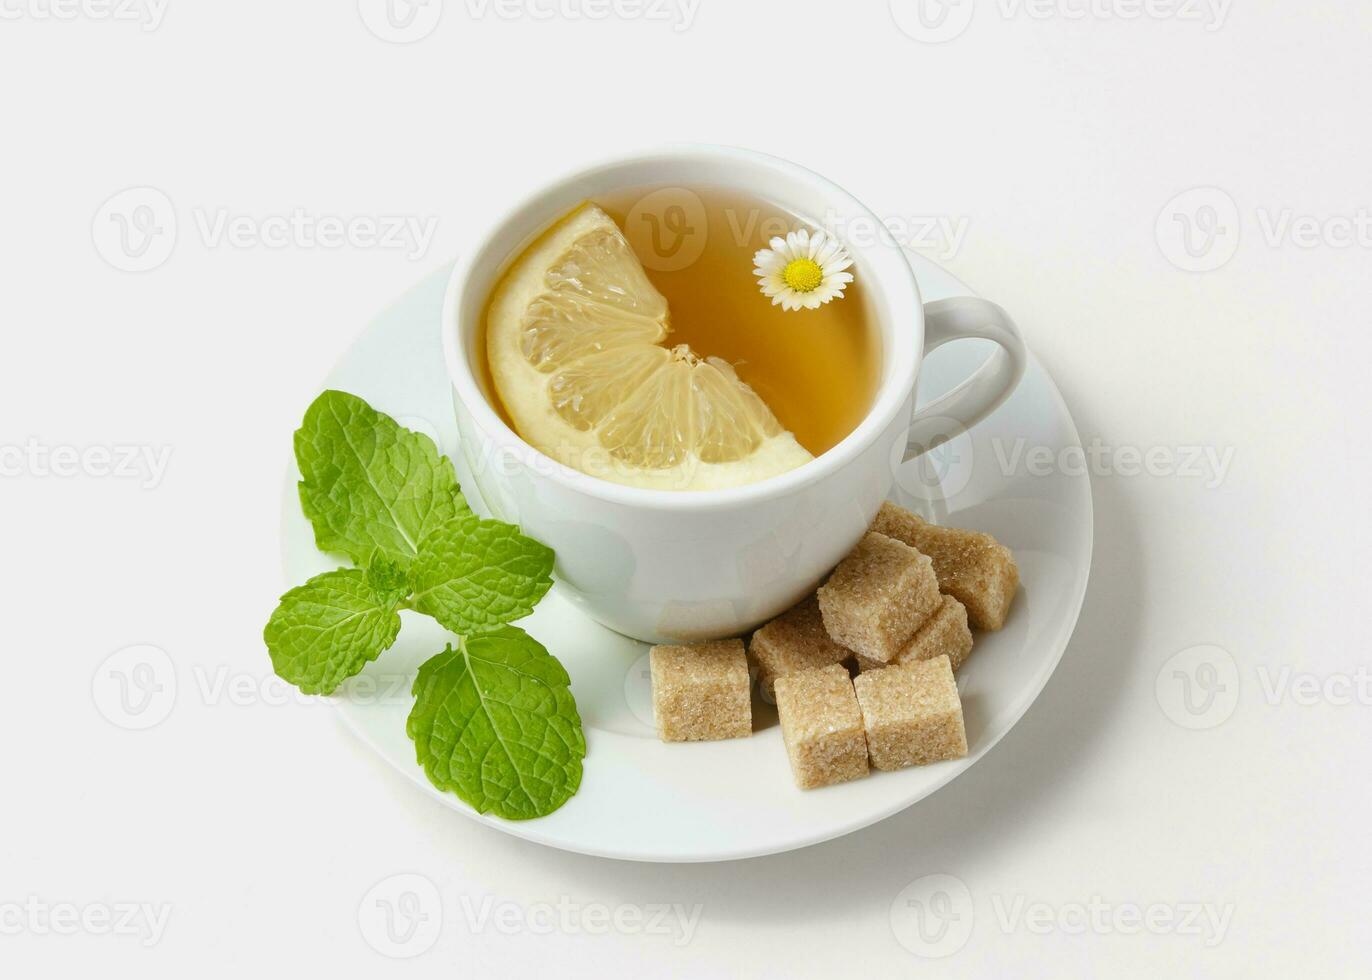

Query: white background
2;1;1369;976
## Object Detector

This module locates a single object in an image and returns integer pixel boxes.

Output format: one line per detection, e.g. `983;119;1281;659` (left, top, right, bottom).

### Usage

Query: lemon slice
486;204;813;490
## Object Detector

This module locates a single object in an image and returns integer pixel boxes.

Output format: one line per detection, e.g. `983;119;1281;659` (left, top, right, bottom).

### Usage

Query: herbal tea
482;184;880;490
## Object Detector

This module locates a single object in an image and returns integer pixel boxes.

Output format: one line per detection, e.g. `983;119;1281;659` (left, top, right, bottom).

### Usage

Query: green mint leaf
295;390;470;568
264;567;403;695
406;627;585;820
409;514;555;634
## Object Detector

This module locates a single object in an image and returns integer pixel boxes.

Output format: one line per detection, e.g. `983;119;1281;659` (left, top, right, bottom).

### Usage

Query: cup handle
903;297;1028;462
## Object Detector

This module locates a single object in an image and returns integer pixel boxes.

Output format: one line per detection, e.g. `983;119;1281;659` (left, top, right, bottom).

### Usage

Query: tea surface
595;184;880;457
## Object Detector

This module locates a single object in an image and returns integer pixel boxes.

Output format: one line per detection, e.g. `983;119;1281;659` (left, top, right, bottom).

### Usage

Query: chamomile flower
753;229;855;311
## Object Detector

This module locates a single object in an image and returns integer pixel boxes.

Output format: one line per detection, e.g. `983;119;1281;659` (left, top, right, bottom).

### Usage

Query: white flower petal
752;226;856;311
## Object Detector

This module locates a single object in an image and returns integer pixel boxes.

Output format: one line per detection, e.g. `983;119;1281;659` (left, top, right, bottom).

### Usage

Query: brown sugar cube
871;501;1020;631
817;531;941;664
748;596;854;699
774;664;869;789
856;595;974;673
650;639;751;742
853;655;968;770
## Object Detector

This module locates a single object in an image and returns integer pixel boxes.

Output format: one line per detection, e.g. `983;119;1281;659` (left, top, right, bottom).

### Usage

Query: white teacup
442;145;1026;643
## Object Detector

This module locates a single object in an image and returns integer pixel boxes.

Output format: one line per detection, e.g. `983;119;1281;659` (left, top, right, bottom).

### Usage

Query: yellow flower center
781;257;824;293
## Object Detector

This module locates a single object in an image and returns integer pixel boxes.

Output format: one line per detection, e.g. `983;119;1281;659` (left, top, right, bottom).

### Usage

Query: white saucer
281;253;1093;863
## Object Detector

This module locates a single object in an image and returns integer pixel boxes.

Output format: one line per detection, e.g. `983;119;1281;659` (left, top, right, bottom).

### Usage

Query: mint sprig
264;390;583;820
407;627;585;820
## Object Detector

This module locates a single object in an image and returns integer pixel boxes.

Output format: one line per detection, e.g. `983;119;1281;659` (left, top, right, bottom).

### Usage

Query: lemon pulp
485;204;813;491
